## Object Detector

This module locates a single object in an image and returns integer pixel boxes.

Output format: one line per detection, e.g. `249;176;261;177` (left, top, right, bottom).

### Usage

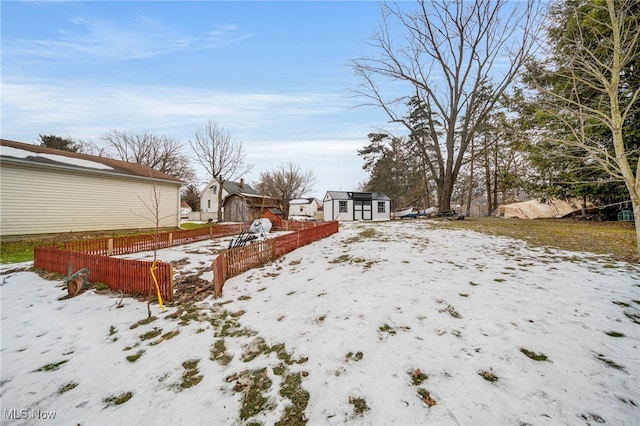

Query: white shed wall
372;200;391;221
323;199;354;221
1;162;180;237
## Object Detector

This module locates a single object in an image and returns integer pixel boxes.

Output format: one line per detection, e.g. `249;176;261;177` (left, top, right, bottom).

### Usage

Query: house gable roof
0;139;183;184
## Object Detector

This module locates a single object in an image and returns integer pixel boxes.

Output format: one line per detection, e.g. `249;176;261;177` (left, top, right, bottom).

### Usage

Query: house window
212;185;217;195
378;202;385;213
339;201;348;213
208;200;211;209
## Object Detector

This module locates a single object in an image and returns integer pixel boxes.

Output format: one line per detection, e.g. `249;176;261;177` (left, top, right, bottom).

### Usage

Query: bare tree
255;162;316;218
352;0;541;213
189;120;253;222
101;130;195;182
529;0;640;254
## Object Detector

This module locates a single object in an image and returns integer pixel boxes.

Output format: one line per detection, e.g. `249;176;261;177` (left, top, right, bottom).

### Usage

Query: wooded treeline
354;0;638;230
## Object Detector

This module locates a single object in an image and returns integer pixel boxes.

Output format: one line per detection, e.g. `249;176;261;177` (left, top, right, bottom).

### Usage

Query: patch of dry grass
443;218;638;263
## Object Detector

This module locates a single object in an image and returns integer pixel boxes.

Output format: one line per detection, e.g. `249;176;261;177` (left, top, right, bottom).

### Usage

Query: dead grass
443;218;638;263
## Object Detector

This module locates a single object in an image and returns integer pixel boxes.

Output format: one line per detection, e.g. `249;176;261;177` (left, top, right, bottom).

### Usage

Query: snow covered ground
1;220;639;425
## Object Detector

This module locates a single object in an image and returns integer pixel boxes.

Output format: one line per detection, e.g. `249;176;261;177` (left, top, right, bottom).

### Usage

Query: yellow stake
150;260;165;312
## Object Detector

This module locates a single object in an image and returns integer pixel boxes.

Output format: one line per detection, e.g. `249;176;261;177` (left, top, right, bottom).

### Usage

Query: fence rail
34;247;174;302
212;221;338;297
33;220;335;303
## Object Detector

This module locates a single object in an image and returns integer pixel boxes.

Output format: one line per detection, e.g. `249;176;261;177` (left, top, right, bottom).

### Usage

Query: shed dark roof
325;191;391;201
0;139;183;184
266;208;283;215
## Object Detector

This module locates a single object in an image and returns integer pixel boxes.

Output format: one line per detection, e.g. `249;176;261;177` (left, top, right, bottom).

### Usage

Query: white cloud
6;16;253;62
1;77;347;139
1;77;375;196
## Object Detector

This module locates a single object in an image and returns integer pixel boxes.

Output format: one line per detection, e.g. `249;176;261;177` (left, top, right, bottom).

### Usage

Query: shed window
339;201;348;213
377;202;385;213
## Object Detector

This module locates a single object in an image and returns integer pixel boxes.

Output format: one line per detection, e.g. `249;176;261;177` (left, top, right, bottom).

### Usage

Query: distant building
222;194;282;222
199;178;257;221
288;198;320;219
323;191;391;221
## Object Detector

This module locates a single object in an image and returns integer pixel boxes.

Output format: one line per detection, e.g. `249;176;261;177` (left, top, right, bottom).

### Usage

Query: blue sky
1;1;399;198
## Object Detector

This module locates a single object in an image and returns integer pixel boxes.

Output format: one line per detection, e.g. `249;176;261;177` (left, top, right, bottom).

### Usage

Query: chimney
240;178;244;188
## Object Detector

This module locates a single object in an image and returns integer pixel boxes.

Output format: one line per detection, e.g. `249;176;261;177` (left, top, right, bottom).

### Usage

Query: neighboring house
288;198;320;219
223;194;282;222
0;139;183;237
199;178;257;220
323;191;391;221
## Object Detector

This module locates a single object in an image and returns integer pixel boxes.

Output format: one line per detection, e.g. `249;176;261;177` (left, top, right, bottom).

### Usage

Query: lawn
1;218;637;264
1;220;637;425
442;217;638;263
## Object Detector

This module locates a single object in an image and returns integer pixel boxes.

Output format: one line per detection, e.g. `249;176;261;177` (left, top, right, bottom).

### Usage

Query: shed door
354;200;372;220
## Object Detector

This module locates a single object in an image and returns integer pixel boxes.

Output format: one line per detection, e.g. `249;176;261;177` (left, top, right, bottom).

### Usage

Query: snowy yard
1;220;639;425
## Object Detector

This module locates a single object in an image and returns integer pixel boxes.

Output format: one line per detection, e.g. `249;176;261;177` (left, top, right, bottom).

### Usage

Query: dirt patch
173;273;212;304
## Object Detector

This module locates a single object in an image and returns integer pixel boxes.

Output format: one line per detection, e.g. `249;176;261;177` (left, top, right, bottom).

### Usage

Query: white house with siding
323;191;391;221
0;139;183;237
288;198;320;219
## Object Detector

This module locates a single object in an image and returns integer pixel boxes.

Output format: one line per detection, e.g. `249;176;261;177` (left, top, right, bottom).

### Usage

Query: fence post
168;264;174;302
108;239;114;256
169;232;174;247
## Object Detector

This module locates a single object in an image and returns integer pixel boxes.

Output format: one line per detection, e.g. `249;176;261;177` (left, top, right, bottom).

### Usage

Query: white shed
323;191;391;221
0;139;183;237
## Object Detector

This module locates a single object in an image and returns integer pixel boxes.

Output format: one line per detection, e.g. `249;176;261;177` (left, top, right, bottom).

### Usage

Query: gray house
323;191;391;221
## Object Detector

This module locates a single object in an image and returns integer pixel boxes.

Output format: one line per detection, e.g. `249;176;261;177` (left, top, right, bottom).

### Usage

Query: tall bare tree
189;120;252;222
352;0;541;213
255;162;316;218
527;0;640;254
101;130;195;182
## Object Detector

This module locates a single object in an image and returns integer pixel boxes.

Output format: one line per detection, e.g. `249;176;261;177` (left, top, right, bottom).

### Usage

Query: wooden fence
54;223;246;256
33;221;330;303
34;247;174;302
212;221;339;297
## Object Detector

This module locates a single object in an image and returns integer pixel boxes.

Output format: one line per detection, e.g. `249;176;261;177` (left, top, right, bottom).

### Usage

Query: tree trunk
484;141;493;214
633;197;640;256
440;176;453;213
466;139;475;217
424;174;431;209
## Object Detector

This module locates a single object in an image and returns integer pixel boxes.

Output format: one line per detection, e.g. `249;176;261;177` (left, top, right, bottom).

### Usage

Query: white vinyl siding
0;162;180;236
372;200;391;220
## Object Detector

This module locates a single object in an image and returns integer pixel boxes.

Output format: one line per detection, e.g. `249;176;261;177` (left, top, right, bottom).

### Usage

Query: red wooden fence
34;221;335;303
54;223;247;256
34;247;174;302
212;221;339;297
